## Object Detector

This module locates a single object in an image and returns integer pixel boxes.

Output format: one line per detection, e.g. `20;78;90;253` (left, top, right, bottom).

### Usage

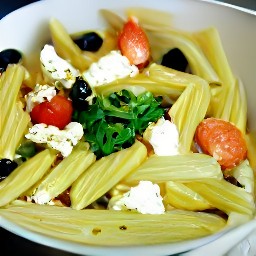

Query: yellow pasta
49;18;94;71
125;7;173;30
0;201;226;245
186;179;255;217
168;79;211;153
146;29;220;85
30;142;96;204
245;131;256;172
125;153;223;183
0;65;30;160
95;63;210;104
164;181;212;211
70;140;147;210
229;78;248;134
0;64;25;131
0;149;56;207
193;27;236;121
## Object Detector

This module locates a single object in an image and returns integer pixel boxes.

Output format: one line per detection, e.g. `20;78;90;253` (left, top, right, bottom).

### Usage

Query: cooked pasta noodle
0;149;55;207
0;64;30;160
70;140;147;210
164;181;212;211
186;179;255;216
124;153;223;183
0;201;226;245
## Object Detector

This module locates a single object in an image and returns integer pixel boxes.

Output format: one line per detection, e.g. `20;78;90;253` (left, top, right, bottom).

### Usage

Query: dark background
0;0;256;256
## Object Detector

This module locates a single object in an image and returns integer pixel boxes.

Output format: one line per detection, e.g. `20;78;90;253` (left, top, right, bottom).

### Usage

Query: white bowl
0;0;256;255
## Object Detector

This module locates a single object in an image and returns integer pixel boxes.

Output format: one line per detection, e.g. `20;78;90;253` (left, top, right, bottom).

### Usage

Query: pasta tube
193;27;236;121
0;149;56;207
228;160;254;195
0;64;25;132
70;140;147;210
31;142;96;204
168;78;211;153
245;131;256;172
125;153;223;183
0;64;30;159
49;18;95;71
125;7;173;31
229;78;247;134
164;181;212;211
0;101;30;160
100;9;125;32
146;30;220;85
186;179;255;217
0;202;226;245
95;63;210;104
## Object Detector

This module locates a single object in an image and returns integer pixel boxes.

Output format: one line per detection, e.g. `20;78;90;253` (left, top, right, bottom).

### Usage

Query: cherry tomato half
118;17;150;68
194;118;247;170
30;95;73;130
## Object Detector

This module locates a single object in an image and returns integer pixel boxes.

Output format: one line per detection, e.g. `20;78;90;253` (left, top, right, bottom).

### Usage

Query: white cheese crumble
25;84;56;112
143;117;180;156
82;50;139;87
25;122;84;157
110;181;165;214
31;189;52;205
40;44;79;89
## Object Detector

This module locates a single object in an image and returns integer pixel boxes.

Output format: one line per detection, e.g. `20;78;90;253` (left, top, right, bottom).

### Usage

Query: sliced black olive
69;76;92;110
0;49;22;72
73;32;103;52
161;48;188;72
0;158;18;181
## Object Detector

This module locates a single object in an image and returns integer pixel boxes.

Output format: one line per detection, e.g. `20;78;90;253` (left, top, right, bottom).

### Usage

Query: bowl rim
0;0;255;255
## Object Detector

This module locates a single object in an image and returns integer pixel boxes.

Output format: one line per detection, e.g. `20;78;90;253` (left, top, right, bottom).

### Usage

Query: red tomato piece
30;95;73;130
194;118;247;170
118;17;150;67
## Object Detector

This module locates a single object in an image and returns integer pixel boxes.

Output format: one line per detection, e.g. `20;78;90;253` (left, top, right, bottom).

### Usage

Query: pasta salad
0;7;255;246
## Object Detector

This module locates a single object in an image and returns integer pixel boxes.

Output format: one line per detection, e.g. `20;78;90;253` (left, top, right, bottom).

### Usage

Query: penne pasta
168;78;211;153
0;202;226;245
0;101;30;160
0;64;30;160
70;140;147;210
146;29;220;85
49;18;94;71
0;64;26;132
0;149;56;207
229;78;247;134
30;142;96;205
164;181;212;211
186;179;255;217
124;153;223;183
193;27;236;121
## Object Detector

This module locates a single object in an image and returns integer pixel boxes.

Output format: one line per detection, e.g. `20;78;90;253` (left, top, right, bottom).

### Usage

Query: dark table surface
0;0;256;256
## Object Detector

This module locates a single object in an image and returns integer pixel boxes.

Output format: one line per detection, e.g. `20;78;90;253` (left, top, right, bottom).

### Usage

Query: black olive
0;49;22;72
0;158;18;181
69;76;92;110
73;32;103;52
161;48;188;72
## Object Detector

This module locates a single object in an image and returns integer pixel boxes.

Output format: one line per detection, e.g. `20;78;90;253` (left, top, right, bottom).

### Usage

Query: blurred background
0;0;255;255
0;0;256;19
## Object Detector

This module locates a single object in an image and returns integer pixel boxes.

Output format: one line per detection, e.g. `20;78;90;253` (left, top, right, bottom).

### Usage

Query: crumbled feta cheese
31;189;52;205
25;122;84;157
25;84;56;112
143;117;180;156
110;181;165;214
82;50;139;87
40;44;79;89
